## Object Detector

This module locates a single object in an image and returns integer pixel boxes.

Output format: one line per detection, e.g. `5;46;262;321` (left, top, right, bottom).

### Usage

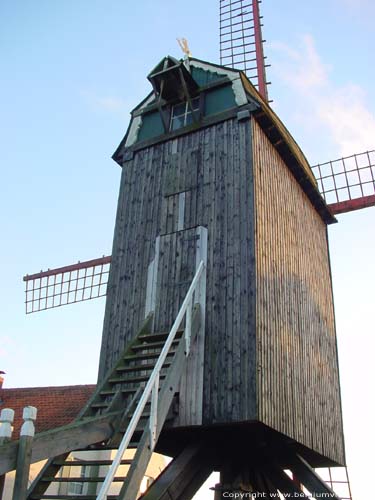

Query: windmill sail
219;0;269;100
23;256;111;314
312;149;375;214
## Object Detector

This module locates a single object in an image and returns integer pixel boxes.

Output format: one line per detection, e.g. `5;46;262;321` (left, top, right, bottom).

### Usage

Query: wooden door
154;227;203;332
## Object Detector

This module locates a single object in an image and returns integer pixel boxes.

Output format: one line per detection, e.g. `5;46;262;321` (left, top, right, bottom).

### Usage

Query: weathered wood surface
252;117;345;465
99;117;257;427
289;454;340;499
0;412;117;476
12;434;33;500
100;111;344;466
139;443;213;500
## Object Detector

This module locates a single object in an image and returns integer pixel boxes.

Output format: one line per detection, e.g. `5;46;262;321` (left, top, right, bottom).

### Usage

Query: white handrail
97;260;205;500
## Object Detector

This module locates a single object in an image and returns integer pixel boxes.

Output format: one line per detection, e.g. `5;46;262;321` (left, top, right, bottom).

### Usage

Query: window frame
63;462;88;496
169;96;201;131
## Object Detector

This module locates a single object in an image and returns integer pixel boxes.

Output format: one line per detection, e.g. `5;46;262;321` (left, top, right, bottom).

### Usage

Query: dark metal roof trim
188;56;243;75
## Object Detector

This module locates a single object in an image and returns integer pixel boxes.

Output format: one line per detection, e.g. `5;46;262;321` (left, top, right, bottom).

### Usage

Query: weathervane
177;37;192;58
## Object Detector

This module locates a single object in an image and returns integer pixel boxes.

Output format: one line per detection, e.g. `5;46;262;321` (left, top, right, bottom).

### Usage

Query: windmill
2;1;372;499
22;2;375;316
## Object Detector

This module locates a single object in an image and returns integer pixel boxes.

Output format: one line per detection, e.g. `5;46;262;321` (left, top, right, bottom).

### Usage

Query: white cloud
94;96;128;112
272;35;329;91
271;35;375;156
318;84;375;155
80;90;128;114
340;0;373;9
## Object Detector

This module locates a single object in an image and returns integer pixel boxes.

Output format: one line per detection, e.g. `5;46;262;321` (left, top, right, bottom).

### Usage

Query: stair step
90;401;109;409
121;387;141;396
98;388;118;396
54;459;132;466
42;476;127;483
108;373;166;385
120;412;150;426
76;439;139;451
137;330;183;343
131;340;179;352
116;361;171;373
124;351;176;363
29;496;119;499
88;436;141;450
99;385;151;397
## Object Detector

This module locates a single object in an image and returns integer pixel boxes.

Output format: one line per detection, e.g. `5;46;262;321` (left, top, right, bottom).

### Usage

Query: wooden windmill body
93;55;344;494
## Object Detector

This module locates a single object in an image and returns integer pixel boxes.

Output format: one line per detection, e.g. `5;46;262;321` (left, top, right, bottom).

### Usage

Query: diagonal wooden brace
0;410;122;476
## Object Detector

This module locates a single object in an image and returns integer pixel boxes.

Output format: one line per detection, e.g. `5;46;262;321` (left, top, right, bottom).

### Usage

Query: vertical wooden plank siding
252;118;345;465
199;118;257;425
98;118;257;427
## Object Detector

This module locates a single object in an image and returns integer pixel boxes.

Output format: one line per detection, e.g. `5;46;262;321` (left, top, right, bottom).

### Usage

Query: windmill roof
0;384;96;440
113;55;335;224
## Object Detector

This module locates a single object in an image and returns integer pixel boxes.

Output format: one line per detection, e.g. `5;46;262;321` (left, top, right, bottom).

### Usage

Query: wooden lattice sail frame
219;0;270;100
312;149;375;215
23;256;111;314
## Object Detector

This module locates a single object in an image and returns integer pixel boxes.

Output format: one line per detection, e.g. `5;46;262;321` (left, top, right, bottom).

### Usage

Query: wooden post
185;297;192;355
12;406;37;500
0;408;15;499
149;372;159;451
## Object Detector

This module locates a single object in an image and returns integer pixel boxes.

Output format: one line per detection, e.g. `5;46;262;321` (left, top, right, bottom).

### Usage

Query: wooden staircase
25;301;202;500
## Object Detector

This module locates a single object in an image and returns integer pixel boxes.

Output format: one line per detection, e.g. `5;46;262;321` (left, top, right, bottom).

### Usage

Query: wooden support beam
248;469;274;500
257;470;280;499
328;194;375;214
265;462;309;498
288;454;340;500
178;67;199;124
139;442;213;500
12;407;37;500
0;411;120;476
0;408;14;499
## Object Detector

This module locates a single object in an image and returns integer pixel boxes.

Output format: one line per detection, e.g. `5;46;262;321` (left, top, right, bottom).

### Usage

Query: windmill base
141;423;344;500
142;430;342;500
156;422;343;469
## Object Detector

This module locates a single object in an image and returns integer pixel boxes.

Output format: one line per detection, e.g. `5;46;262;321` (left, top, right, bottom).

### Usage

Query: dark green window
137;110;165;142
204;84;236;116
170;97;200;131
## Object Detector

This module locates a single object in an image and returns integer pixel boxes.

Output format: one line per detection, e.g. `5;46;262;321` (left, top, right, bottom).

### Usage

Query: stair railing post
149;371;159;451
0;408;15;499
12;406;37;500
0;408;14;445
185;297;192;356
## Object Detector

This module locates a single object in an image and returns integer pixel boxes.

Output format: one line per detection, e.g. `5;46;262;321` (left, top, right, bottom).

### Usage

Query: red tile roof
0;384;96;440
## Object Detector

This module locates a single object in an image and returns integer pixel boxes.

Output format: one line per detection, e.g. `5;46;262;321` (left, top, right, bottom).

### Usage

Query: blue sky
0;1;374;498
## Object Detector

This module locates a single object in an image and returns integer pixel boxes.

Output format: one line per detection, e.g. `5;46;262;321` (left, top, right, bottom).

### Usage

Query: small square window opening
170;97;200;131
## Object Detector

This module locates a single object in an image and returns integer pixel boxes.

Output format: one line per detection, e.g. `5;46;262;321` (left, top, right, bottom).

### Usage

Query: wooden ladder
25;304;201;500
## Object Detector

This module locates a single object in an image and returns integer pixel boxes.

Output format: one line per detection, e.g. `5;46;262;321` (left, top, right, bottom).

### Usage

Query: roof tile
0;384;96;439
